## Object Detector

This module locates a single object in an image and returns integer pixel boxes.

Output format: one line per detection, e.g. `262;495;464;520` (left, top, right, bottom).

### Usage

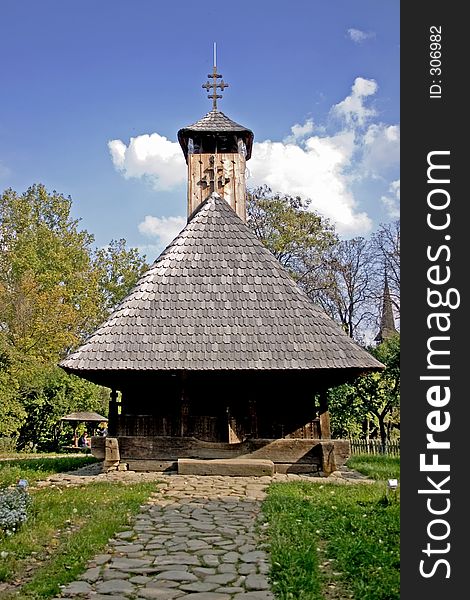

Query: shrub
0;437;18;455
0;484;32;536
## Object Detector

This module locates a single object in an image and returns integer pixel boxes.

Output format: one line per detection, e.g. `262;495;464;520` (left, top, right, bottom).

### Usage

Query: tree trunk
378;415;387;454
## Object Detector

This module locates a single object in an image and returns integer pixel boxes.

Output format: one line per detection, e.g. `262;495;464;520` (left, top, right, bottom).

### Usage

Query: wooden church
60;59;383;475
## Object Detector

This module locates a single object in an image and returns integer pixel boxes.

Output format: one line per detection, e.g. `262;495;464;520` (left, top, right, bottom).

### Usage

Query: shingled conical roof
179;109;252;134
178;109;254;160
60;194;383;374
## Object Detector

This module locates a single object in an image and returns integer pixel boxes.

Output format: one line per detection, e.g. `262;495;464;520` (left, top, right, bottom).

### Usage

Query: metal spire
202;43;229;110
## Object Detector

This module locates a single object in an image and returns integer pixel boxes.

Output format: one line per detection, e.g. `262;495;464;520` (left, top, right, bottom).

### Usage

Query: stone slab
178;458;274;477
126;460;177;472
274;463;321;475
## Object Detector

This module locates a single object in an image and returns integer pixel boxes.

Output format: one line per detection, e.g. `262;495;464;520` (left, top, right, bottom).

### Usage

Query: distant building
375;274;398;344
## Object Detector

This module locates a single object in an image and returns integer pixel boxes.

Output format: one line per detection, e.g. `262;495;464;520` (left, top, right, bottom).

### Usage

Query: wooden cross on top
202;43;229;110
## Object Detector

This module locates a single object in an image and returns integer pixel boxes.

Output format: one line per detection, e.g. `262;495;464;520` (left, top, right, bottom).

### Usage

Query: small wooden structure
60;62;383;475
60;411;108;448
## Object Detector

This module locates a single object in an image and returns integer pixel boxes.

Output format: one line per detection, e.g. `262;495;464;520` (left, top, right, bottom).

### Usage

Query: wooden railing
349;439;400;456
116;415;225;442
116;414;322;442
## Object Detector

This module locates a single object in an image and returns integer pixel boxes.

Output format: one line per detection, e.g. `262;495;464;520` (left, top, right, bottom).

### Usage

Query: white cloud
283;118;314;143
347;28;375;43
248;130;372;236
108;77;398;238
381;179;400;218
361;123;400;177
332;77;378;127
138;214;186;248
108;133;186;191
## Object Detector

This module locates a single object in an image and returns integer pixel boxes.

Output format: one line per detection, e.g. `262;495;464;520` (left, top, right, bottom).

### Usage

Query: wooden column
180;373;189;437
318;390;331;439
227;406;241;444
248;399;258;438
108;389;118;436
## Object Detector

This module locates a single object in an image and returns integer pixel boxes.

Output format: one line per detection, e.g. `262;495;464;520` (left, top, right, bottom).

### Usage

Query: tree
353;334;400;450
94;238;148;318
371;219;400;321
328;334;400;448
0;185;102;365
247;187;386;342
328;383;364;439
247;185;338;277
305;237;379;341
0;184;148;445
16;366;109;451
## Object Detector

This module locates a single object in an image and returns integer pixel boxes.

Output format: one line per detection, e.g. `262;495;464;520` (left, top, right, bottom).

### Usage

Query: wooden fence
349;439;400;456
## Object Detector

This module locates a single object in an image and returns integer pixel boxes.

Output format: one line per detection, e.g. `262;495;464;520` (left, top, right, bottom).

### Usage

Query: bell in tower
177;45;253;222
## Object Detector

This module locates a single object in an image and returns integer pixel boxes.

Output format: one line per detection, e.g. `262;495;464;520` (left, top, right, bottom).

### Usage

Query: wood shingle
60;194;383;374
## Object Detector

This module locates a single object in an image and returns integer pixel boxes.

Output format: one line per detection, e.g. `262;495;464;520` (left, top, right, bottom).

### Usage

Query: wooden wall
188;153;246;220
91;435;351;475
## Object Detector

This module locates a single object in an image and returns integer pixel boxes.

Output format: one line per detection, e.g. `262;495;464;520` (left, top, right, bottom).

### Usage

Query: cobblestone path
47;467;371;600
54;474;275;600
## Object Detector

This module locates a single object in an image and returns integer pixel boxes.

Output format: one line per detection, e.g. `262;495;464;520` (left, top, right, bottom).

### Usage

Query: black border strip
401;3;466;597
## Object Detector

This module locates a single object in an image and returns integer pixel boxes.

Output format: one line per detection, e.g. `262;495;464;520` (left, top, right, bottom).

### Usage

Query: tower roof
178;109;254;160
375;275;397;343
60;194;383;376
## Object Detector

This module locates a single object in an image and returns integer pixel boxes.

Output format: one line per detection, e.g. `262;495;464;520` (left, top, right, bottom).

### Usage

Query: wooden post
320;441;337;475
108;389;118;436
248;399;258;438
318;390;331;439
180;373;189;437
104;437;120;471
227;406;242;443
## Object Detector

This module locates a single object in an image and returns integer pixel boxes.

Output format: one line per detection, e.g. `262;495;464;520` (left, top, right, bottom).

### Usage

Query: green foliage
0;184;148;447
0;486;32;536
328;383;364;439
94;238;148;317
0;185;101;365
15;367;109;451
328;334;400;446
247;185;338;274
354;334;400;448
0;370;26;439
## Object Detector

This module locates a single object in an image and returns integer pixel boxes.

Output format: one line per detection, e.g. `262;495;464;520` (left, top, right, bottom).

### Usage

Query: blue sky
1;0;399;260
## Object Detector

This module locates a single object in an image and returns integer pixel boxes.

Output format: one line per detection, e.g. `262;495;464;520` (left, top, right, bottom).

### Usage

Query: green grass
0;454;400;599
0;481;157;599
345;454;400;480
262;459;400;600
0;456;99;487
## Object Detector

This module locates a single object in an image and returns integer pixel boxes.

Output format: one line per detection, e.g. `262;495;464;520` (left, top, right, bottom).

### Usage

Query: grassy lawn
346;454;400;481
0;457;158;600
1;453;400;600
0;456;99;487
262;455;400;600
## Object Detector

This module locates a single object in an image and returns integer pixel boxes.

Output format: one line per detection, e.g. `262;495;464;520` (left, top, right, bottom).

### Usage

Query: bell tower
177;46;253;221
374;271;398;344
